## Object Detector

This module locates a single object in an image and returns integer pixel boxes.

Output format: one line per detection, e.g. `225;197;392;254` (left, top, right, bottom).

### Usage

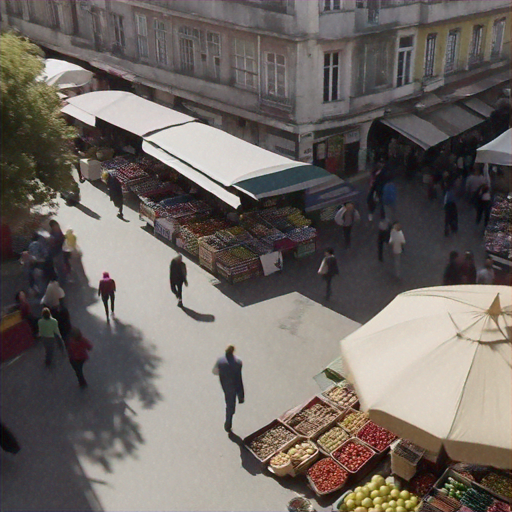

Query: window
491;18;505;58
109;13;125;49
367;0;380;24
179;26;197;72
5;0;23;16
154;20;168;66
180;38;194;72
445;29;459;73
357;41;392;95
396;35;413;87
135;14;148;58
234;39;257;89
265;52;286;98
323;0;341;12
206;32;221;79
424;33;436;77
323;52;340;102
46;1;61;29
469;25;484;66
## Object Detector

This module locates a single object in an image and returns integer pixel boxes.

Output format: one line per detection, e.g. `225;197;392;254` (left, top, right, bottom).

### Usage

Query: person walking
107;174;124;218
334;202;360;248
444;186;459;237
443;251;463;285
38;307;64;367
48;220;67;282
381;180;397;219
41;275;65;316
377;212;392;262
98;272;116;321
67;327;93;388
475;184;492;228
318;248;339;300
389;222;406;278
477;258;495;284
170;254;188;307
460;251;477;284
13;291;38;335
212;345;244;433
54;305;72;347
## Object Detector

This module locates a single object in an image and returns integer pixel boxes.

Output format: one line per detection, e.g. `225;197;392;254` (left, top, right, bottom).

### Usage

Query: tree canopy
1;32;77;218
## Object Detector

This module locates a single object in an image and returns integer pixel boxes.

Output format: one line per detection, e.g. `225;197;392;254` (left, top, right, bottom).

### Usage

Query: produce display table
485;196;512;284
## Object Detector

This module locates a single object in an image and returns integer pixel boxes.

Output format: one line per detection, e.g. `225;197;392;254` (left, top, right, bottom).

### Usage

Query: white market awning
41;59;93;89
62;91;196;136
381;115;449;150
61;103;96;126
144;122;306;186
144;123;332;198
142;141;241;209
475;129;512;166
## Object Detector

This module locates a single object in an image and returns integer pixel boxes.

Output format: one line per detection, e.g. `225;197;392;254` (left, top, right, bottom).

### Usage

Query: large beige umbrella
340;285;512;469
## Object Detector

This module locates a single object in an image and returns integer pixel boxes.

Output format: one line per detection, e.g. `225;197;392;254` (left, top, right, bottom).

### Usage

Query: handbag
318;259;328;275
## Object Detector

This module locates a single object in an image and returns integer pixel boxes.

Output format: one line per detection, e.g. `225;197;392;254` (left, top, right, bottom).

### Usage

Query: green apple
346;494;357;502
397;507;406;512
380;486;391;497
363;498;373;508
404;501;414;510
390;490;400;499
400;491;411;501
373;497;383;506
374;506;384;512
385;508;394;512
356;492;366;503
355;507;367;512
389;500;397;508
368;483;378;492
396;499;405;507
347;499;356;511
361;488;370;498
371;491;380;500
339;505;348;512
355;487;363;494
381;503;389;509
410;497;418;506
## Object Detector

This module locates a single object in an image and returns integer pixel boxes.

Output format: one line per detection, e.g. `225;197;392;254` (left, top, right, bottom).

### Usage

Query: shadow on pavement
1;294;163;511
180;306;215;322
73;203;101;220
227;432;262;476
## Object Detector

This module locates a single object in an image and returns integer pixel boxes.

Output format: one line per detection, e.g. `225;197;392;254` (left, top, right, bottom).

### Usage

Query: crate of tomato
307;457;350;496
357;421;397;453
331;438;376;478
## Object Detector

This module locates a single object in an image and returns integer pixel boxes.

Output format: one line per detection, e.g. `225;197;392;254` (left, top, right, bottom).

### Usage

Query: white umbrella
340;285;512;469
475;129;512;166
40;59;93;89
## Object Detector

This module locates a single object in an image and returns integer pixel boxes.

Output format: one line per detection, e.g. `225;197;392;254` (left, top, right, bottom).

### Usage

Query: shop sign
344;130;360;144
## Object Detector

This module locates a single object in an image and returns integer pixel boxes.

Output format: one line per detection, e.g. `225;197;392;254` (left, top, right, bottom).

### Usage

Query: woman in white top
389;222;406;278
334;202;361;248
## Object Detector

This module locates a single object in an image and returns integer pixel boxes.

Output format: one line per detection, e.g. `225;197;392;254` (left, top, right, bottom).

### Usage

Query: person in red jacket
67;327;93;388
98;271;116;321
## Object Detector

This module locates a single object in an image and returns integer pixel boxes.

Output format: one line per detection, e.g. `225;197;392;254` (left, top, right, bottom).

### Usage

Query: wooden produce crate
216;246;262;284
198;236;237;274
391;440;425;481
285;396;342;439
313;423;351;455
331;438;378;478
322;384;359;411
306;457;350;496
357;421;397;453
273;437;321;476
294;239;317;259
244;419;298;464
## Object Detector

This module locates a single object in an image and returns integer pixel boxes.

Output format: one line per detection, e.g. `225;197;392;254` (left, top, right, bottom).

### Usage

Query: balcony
259;93;294;112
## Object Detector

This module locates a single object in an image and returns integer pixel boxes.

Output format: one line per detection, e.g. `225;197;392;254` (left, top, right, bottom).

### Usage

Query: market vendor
227;207;242;225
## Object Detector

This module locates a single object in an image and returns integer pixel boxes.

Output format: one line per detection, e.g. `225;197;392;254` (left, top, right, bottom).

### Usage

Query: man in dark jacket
213;345;244;432
107;174;124;218
170;254;187;307
318;248;339;300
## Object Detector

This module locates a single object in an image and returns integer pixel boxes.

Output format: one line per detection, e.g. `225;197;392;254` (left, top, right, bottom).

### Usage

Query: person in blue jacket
213;345;244;433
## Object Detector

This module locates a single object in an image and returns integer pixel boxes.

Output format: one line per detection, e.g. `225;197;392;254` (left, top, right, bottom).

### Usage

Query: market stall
484;195;511;284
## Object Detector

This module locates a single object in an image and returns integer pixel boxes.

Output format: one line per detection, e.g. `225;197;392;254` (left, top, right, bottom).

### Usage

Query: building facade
1;0;510;177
